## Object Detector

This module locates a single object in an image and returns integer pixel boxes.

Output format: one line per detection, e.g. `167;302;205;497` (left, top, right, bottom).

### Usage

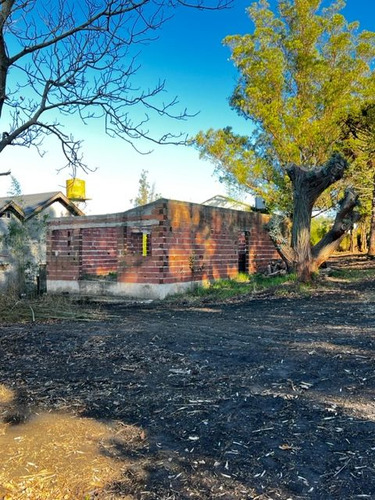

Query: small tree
131;169;161;207
195;0;375;281
1;177;48;295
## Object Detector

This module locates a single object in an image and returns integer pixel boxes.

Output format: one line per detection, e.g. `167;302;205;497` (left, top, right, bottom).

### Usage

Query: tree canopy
195;0;375;280
196;0;375;207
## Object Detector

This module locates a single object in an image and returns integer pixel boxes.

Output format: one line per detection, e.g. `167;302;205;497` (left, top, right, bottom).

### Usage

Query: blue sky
1;0;374;214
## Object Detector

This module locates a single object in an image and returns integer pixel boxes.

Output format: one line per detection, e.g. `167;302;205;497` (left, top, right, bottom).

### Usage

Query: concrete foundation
47;279;201;300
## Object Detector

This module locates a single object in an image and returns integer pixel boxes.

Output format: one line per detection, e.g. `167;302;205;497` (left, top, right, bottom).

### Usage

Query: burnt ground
0;258;375;499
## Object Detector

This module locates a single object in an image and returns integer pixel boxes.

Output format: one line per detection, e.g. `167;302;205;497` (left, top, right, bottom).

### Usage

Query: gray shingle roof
0;191;84;220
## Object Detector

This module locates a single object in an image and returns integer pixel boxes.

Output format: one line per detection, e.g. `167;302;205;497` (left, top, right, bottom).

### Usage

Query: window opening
129;231;151;256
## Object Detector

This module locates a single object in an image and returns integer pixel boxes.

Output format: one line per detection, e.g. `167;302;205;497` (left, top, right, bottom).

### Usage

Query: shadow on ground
0;259;374;499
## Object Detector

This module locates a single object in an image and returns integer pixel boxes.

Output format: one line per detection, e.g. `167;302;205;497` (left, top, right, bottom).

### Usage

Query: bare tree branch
0;0;232;170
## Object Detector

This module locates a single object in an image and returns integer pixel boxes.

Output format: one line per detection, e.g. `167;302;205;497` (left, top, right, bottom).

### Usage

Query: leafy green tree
1;177;30;294
7;176;22;197
310;216;332;246
1;177;48;295
342;104;375;256
195;0;375;281
131;169;162;207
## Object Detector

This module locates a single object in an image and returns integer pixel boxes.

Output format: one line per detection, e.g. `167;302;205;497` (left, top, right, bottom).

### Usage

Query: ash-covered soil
0;257;374;499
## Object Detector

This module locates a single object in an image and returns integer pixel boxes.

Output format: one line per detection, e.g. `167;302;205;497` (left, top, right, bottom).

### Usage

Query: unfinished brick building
46;199;280;299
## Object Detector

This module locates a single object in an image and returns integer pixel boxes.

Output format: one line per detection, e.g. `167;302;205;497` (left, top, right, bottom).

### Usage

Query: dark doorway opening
238;231;249;273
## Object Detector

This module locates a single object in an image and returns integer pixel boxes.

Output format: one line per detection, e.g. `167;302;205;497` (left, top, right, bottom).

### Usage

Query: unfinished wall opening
129;231;151;257
238;231;249;273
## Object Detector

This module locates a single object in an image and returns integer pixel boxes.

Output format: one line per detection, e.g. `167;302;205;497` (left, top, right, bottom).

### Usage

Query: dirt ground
0;257;374;499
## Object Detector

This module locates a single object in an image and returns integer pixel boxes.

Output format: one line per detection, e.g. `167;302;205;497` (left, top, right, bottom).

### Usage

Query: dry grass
0;384;146;500
0;385;14;405
0;295;107;323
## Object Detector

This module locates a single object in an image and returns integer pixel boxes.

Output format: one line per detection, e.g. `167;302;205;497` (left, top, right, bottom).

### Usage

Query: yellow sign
142;233;148;256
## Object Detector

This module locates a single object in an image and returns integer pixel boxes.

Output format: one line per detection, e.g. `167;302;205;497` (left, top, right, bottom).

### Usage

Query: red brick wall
47;200;280;285
47;228;81;280
80;227;118;276
151;201;279;284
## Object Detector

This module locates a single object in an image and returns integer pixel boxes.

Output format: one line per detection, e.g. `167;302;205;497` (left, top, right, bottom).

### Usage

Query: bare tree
0;0;230;173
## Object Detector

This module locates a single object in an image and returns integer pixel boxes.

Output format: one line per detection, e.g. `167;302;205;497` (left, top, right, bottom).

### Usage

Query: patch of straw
0;412;145;499
0;385;14;404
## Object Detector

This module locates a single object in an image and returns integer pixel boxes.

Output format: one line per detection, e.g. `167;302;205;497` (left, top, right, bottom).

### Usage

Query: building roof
0;191;85;220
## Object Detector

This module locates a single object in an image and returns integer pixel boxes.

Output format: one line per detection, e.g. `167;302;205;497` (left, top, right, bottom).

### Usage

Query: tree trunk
359;219;368;253
290;172;314;282
287;154;353;281
350;228;358;254
265;155;355;281
368;174;375;258
312;189;359;269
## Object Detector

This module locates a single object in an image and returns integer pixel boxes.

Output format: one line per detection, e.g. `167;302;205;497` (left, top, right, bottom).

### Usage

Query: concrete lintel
49;219;159;231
